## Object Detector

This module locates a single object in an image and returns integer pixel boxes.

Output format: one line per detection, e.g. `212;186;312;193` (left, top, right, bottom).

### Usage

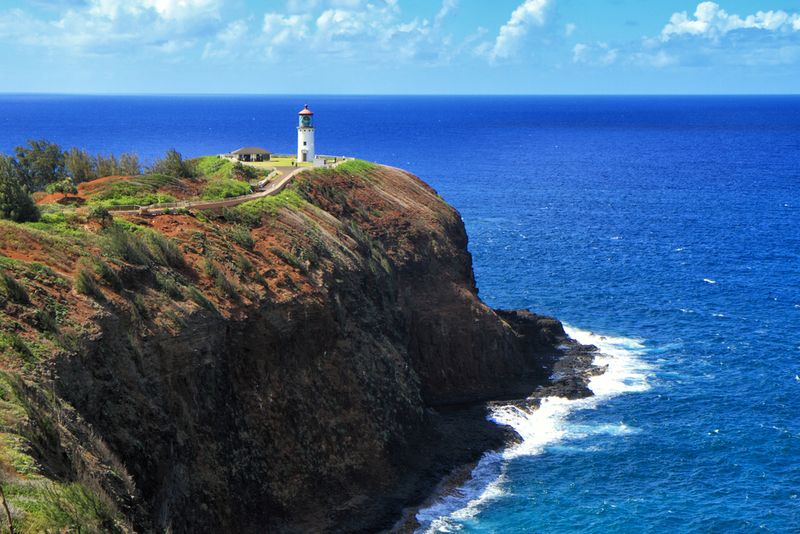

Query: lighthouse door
301;151;308;162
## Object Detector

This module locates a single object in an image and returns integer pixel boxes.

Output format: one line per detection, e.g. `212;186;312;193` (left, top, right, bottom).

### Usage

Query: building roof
231;147;271;155
298;105;314;116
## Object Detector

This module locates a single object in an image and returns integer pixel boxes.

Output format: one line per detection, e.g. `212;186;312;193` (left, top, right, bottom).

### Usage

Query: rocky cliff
0;161;571;532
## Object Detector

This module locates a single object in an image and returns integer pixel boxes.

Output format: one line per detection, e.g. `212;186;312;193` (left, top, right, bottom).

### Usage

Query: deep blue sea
2;95;799;533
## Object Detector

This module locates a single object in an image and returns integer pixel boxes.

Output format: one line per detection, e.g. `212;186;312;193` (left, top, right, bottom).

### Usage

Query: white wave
416;326;652;532
703;278;717;284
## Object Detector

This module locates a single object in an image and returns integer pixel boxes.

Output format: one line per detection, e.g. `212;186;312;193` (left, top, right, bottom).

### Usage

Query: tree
0;156;39;222
150;149;195;179
94;154;119;178
118;153;141;175
65;147;96;184
13;139;66;191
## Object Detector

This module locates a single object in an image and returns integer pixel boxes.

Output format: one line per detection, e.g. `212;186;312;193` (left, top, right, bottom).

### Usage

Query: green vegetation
224;189;305;226
204;258;238;300
0;271;30;305
44;178;78;195
0;332;33;361
154;273;183;300
269;246;306;274
104;223;185;269
224;224;255;249
335;159;377;176
187;285;216;312
193;155;234;178
0;373;127;533
13;139;66;192
87;205;113;226
0;156;39;223
201;178;251;200
74;267;105;302
87;173;180;207
94;259;122;290
65;147;141;183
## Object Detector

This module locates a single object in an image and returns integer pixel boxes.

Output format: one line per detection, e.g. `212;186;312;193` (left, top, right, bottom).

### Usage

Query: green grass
201;178;251;200
224;224;255;249
86;173;181;207
193;155;235;178
103;223;185;269
90;192;176;208
224;189;305;226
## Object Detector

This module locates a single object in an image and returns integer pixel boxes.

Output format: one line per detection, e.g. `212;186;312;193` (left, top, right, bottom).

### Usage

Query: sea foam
416;326;652;533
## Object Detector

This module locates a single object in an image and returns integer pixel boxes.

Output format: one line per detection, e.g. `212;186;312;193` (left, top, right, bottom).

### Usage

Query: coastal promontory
0;158;580;532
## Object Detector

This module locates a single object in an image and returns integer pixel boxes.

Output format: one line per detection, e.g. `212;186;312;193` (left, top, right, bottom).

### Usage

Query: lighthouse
297;104;315;163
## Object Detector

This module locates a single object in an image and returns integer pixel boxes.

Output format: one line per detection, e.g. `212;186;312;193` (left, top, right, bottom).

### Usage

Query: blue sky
0;0;798;94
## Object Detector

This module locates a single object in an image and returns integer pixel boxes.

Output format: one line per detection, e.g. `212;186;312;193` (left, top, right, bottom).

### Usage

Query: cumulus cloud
661;2;800;41
572;2;800;70
485;0;549;62
0;0;221;55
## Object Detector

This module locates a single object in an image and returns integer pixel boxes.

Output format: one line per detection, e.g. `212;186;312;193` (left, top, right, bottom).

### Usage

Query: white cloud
565;22;576;37
661;2;800;41
486;0;549;62
434;0;457;28
0;0;220;55
572;42;618;65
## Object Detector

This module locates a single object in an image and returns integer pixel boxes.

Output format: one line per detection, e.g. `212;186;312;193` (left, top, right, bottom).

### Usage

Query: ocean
2;95;799;533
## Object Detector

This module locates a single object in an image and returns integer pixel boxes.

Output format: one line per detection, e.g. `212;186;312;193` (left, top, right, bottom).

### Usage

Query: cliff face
0;162;566;532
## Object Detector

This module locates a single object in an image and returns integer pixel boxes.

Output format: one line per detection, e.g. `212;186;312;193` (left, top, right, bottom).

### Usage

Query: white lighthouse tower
297;104;315;163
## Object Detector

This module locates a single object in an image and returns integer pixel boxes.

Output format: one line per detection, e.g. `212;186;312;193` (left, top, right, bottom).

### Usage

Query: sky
0;0;798;94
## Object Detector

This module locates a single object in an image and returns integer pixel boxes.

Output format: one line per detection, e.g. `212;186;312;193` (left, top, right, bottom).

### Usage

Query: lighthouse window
303;141;307;146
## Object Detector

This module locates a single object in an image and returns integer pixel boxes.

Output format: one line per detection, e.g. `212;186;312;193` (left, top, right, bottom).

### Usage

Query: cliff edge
0;161;572;532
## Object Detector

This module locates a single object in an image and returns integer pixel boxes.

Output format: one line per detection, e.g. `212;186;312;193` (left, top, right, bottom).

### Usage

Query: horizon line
1;92;799;98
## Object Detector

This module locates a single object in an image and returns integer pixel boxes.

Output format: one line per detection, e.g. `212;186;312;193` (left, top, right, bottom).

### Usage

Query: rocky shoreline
388;331;605;533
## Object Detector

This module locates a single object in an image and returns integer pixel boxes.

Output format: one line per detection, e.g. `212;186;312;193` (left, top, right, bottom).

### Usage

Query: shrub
45;179;78;195
187;286;216;311
132;294;149;319
201;178;251;200
87;205;112;225
105;225;149;265
269;246;306;274
144;231;186;270
94;259;122;290
204;258;238;300
224;225;255;249
155;273;183;300
75;268;105;302
0;332;34;361
0;271;30;305
231;162;260;181
35;307;58;333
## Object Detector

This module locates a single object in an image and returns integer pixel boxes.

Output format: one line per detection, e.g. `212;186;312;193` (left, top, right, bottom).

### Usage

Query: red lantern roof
298;105;314;115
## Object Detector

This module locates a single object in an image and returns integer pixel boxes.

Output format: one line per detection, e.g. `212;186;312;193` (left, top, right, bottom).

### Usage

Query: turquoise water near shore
2;95;799;532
